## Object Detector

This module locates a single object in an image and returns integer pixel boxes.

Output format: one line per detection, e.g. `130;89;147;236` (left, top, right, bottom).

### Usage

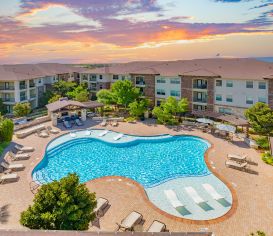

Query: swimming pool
32;129;232;220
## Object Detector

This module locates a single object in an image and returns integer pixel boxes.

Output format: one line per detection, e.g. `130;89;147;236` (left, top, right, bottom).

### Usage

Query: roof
86;58;273;80
46;99;103;112
192;110;249;126
0;63;86;82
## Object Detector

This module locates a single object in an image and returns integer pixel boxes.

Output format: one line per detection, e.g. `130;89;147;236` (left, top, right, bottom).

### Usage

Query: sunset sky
0;0;273;64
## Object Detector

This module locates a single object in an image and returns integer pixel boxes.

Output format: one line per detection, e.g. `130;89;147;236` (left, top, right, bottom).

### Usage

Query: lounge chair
116;211;143;231
99;130;109;137
202;183;231;207
75;118;83;126
147;220;166;232
227;154;247;162
112;121;118;127
94;197;109;217
1;162;25;171
225;160;247;170
47;126;59;134
0;173;19;184
63;120;72;128
37;130;49;138
8;151;30;161
185;186;213;211
113;134;124;141
164;190;191;216
100;119;107;127
14;145;34;152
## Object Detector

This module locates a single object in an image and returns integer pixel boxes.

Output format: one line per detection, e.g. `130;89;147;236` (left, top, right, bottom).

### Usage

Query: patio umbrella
196;118;214;125
215;124;236;133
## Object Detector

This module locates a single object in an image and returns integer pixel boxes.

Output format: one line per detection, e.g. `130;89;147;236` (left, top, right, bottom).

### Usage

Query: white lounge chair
227;154;247;162
113;134;124;141
9;151;30;161
202;183;231;207
100;119;107;127
94;197;109;217
225;160;248;170
47;126;59;134
14;145;34;152
0;173;19;184
99;130;109;137
147;220;166;232
164;190;191;216
1;162;24;171
112;121;118;127
185;186;213;211
116;211;143;231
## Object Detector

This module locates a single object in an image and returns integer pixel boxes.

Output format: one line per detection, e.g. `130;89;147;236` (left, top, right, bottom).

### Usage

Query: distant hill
254;57;273;63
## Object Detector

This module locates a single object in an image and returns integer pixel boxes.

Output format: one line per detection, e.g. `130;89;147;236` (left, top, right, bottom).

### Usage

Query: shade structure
216;124;236;133
196;118;214;125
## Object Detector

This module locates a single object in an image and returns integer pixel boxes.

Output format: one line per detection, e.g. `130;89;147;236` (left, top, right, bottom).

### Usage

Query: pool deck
1;119;273;236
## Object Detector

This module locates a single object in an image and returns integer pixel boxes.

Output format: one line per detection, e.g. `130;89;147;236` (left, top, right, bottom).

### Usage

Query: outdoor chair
116;211;143;231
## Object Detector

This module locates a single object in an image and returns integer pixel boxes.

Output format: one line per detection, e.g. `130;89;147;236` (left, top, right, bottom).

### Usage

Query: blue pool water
33;134;210;188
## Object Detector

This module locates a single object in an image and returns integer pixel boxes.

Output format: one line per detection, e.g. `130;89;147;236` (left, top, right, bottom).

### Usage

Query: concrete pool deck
1;119;273;235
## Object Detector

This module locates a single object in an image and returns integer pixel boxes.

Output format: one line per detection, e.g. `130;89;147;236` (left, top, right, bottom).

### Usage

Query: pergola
46;99;103;126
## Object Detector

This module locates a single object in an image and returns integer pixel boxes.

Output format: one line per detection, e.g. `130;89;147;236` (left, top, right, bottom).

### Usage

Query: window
90;74;97;81
246;96;253;105
20;81;26;90
20;91;26;101
219;107;232;114
135;76;145;86
82;74;88;80
215;94;222;101
226;80;233;88
170;78;180;84
216;80;222;87
156;78;166;83
226;95;233;103
121;76;126;80
156;100;161;106
246;81;253;88
156;89;165;95
258;97;266;103
38;79;42;84
259;82;266;89
99;85;103;89
113;75;119;80
170;90;180;97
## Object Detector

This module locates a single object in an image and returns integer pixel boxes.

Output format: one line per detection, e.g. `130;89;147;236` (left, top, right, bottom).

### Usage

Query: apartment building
0;64;83;114
80;58;273;117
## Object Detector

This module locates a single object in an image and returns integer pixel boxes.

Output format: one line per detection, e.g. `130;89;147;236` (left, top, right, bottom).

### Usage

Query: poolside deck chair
112;121;118;127
202;183;231;207
185;186;213;211
63;120;72;128
227;154;247;162
99;130;109;137
1;162;25;172
100;119;107;127
94;197;109;217
225;160;247;170
75;118;83;126
113;134;124;141
147;220;166;232
0;173;19;184
164;190;191;216
47;126;59;134
8;151;30;161
14;145;34;152
116;211;143;231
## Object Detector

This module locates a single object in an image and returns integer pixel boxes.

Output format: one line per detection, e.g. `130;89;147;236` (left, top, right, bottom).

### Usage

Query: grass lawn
0;142;10;156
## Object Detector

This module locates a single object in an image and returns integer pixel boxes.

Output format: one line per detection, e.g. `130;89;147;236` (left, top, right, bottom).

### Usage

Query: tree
20;173;97;230
111;80;140;108
0;98;7;115
66;85;89;102
245;102;273;135
53;81;77;96
129;99;149;118
48;94;62;104
13;102;31;117
178;98;189;114
0;118;14;142
96;89;115;105
39;91;54;107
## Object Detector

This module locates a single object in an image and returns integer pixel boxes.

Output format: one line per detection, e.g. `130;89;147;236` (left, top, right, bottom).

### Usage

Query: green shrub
0;118;14;142
20;173;97;230
254;136;269;150
0;142;9;156
262;152;273;165
13;102;31;117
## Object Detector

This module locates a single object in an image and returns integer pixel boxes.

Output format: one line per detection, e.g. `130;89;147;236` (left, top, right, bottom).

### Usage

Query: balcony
193;97;208;103
29;83;35;88
193;83;208;90
135;81;146;87
0;86;15;90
